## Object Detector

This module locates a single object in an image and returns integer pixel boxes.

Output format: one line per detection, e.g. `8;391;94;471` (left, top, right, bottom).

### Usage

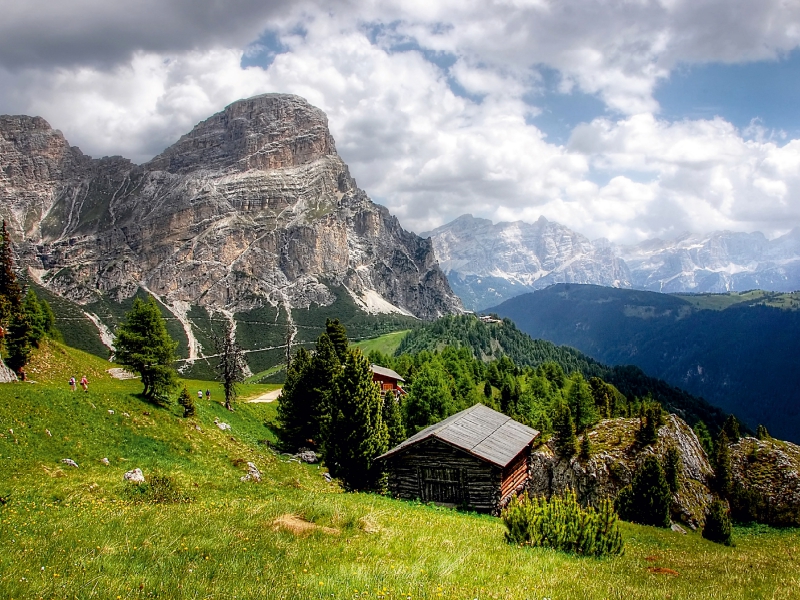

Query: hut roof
370;364;405;382
377;403;539;467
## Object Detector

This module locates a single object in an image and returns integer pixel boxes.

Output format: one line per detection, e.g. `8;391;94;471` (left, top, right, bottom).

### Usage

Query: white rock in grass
240;462;261;482
101;457;110;466
108;409;114;415
297;450;318;463
61;458;78;468
216;421;231;431
124;468;145;483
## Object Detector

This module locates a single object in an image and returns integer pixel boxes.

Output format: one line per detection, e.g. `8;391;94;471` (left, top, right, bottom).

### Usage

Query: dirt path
247;388;282;403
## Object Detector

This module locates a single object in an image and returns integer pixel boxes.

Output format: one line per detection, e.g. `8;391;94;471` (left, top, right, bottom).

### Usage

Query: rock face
423;214;630;311
0;357;17;383
528;415;714;528
0;94;461;320
730;437;800;526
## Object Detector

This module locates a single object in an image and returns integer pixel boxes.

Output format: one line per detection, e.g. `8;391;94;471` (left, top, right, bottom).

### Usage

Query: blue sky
2;0;800;243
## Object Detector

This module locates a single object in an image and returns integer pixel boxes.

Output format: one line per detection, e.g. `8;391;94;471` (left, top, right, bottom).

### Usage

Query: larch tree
114;296;178;403
566;372;598;433
214;319;247;411
324;348;388;491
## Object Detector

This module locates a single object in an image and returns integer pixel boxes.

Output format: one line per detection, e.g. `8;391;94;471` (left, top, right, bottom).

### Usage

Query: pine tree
402;359;453;433
0;221;29;374
756;424;770;440
214;319;246;411
615;455;671;528
722;415;741;441
664;446;681;493
554;403;577;457
483;381;492;399
580;434;592;460
324;348;388;491
177;385;196;418
0;221;21;311
566;372;598;432
309;333;341;445
703;498;733;545
713;430;732;498
381;389;406;448
636;401;664;445
114;296;178;403
693;420;714;457
325;318;349;363
277;347;313;450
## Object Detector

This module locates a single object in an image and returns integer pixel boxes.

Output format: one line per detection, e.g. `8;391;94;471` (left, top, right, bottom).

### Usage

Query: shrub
122;471;189;504
580;435;592;460
502;489;624;556
615;455;671;528
177;385;196;418
703;498;733;546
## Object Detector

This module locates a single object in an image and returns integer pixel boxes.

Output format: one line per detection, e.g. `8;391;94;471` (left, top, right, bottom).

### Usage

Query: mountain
424;215;800;310
396;314;727;431
488;284;800;443
0;94;462;374
421;214;630;311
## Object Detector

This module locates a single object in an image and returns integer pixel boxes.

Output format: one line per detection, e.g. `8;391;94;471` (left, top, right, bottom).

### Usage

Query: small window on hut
419;467;463;504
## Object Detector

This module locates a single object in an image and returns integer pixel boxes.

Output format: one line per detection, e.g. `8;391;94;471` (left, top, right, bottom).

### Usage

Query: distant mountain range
488;284;800;443
423;214;800;310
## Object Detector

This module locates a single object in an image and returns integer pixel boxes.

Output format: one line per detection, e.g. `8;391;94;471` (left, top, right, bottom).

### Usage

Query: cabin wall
499;448;530;509
385;438;501;513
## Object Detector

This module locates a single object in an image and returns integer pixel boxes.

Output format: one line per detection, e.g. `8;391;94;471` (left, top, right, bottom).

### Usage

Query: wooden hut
376;404;539;514
370;364;406;396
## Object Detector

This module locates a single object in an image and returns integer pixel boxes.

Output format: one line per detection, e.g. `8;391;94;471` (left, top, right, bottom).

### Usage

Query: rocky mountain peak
146;94;336;175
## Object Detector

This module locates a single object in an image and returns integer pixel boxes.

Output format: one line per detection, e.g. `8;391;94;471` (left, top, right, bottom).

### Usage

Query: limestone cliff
0;94;462;321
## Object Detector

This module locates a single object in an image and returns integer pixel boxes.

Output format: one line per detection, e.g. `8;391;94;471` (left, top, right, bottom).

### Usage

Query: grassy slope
0;343;798;599
354;330;411;357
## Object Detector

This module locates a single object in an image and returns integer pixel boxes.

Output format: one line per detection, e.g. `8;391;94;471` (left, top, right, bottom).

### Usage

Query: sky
2;0;800;244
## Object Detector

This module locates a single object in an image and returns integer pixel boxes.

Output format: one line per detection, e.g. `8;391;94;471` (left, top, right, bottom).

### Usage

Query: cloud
1;0;800;244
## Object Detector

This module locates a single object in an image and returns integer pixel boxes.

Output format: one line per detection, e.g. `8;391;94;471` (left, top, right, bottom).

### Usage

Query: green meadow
1;342;798;599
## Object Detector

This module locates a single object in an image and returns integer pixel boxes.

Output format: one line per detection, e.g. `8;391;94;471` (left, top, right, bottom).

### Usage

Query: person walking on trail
80;375;88;392
205;389;211;401
69;376;76;392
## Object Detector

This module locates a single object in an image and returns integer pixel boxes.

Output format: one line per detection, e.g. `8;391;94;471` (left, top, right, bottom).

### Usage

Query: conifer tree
664;446;681;493
324;348;388;491
0;221;21;311
177;385;196;418
756;424;770;440
214;319;247;411
636;401;664;445
713;430;732;498
325;318;349;363
403;359;453;433
722;414;741;441
309;333;341;444
382;389;406;448
615;455;671;528
483;380;492;399
566;372;598;432
580;434;592;460
703;498;733;546
114;296;178;403
693;420;714;457
554;403;577;457
277;347;313;450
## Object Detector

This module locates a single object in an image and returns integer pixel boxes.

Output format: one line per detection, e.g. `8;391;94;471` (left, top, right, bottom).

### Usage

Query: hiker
80;375;88;392
198;390;203;399
205;389;211;400
69;376;76;391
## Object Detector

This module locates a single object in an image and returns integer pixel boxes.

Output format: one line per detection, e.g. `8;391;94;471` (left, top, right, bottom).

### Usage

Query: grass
675;290;800;311
354;330;411;357
1;342;799;599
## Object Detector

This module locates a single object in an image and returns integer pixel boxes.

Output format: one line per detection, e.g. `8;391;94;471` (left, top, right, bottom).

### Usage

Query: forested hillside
394;314;726;431
488;284;800;442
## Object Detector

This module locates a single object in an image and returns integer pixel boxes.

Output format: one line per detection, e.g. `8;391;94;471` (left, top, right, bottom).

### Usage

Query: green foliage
703;498;733;546
324;348;388;491
664;446;681;494
276;347;314;451
554;404;577;457
122;471;189;504
580;435;592;460
615;455;671;528
693;420;714;457
382;391;406;448
756;424;770;440
722;415;741;441
713;431;733;498
214;320;247;410
114;296;178;403
502;490;624;556
636;401;665;445
566;372;598;432
177;385;196;418
326;318;349;363
402;359;456;434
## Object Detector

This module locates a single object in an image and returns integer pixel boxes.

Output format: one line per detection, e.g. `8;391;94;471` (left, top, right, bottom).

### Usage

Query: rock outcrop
528;415;714;528
729;436;800;526
0;94;461;320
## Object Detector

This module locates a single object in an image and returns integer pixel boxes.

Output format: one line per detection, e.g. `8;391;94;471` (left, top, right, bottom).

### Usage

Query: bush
122;471;189;504
615;455;671;528
703;498;733;545
502;489;624;556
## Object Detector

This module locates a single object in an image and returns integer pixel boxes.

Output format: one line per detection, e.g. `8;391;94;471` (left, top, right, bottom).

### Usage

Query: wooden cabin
376;404;539;515
370;364;406;396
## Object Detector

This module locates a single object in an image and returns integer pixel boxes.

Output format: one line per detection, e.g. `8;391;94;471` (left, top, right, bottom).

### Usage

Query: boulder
297;450;318;464
124;468;145;483
528;415;714;528
100;457;110;465
240;462;261;483
0;357;16;383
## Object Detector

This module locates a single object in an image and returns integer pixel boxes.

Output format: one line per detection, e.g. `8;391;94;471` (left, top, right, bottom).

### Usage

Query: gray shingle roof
377;403;539;467
370;364;405;382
